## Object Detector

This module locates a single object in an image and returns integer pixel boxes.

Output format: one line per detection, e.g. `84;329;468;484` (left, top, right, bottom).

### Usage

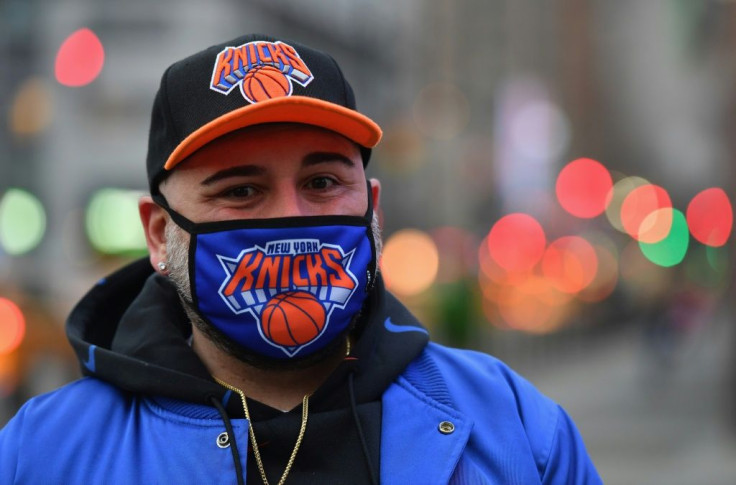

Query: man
0;34;601;484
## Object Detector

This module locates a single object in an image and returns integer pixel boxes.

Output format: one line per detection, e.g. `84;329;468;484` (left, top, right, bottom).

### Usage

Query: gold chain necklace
213;377;308;485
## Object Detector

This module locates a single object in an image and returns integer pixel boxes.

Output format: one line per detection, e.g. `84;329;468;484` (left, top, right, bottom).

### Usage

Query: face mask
154;191;377;360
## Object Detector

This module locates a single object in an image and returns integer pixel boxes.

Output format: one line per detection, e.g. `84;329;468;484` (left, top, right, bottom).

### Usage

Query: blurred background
1;0;735;483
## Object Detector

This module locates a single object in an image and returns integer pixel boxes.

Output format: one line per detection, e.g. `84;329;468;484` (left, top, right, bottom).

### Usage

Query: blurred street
524;311;736;485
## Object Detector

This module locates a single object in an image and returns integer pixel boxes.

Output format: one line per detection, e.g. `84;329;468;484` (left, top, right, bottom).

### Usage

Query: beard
164;211;383;370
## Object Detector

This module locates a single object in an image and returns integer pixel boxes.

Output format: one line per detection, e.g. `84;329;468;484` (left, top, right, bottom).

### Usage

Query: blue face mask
155;192;377;360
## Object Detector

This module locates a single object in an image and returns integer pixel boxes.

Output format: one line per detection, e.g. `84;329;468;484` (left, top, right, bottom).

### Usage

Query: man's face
159;123;370;222
146;123;381;367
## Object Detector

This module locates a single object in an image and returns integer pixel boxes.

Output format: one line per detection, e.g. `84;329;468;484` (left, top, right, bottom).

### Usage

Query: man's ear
369;178;381;214
139;195;168;272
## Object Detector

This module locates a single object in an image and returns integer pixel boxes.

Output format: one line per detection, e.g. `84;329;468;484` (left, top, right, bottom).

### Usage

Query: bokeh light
0;298;25;355
637;207;675;244
487;213;546;273
541;236;598;294
639;209;689;267
686;188;732;247
478;236;528;286
707;244;728;272
381;229;439;296
556;158;613;218
478;229;577;335
9;78;53;136
492;276;572;334
686;245;730;290
509;99;571;161
620;184;672;243
0;188;47;256
605;176;649;233
55;28;105;87
85;188;147;255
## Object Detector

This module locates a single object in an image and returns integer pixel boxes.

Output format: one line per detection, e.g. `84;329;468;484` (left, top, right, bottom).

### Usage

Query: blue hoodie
0;259;601;484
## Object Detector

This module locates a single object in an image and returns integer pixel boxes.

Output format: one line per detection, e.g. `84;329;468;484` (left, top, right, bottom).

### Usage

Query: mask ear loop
364;180;378;293
152;193;199;234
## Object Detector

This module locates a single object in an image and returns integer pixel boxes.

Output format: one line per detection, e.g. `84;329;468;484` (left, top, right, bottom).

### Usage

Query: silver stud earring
157;261;167;272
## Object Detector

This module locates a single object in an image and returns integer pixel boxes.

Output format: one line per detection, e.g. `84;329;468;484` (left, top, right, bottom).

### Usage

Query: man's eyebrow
302;152;356;168
200;165;266;186
199;152;355;186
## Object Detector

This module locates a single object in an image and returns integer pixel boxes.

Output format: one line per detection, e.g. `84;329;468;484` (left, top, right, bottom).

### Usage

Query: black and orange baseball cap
146;33;382;193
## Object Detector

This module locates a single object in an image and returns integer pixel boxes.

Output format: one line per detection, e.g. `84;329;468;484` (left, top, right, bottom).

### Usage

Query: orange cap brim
163;96;382;171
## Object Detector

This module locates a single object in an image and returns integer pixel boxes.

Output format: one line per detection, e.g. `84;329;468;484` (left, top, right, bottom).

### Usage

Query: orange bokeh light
620;184;672;243
478;236;531;286
638;207;674;244
0;298;26;355
541;236;598;294
381;229;439;296
493;281;571;334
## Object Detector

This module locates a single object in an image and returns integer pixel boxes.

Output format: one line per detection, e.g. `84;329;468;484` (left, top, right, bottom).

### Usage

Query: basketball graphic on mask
241;65;291;103
261;291;326;347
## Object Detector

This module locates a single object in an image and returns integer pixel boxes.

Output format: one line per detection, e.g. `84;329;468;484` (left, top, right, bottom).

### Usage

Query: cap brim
163;96;382;171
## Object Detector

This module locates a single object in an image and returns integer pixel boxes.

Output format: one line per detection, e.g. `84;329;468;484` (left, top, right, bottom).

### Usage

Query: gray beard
164;212;383;369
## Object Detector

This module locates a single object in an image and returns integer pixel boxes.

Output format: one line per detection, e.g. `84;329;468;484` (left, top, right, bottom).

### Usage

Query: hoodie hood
66;259;224;404
66;258;429;410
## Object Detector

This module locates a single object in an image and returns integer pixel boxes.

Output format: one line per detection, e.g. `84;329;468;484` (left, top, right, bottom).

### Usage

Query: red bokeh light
487;213;546;273
556;158;613;218
620;184;672;243
541;236;598;294
0;298;26;355
686;188;732;247
55;28;105;87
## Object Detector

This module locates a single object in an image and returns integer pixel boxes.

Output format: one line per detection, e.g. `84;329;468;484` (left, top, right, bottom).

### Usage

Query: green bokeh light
0;188;47;255
706;244;729;272
639;209;689;267
86;188;146;255
685;245;730;289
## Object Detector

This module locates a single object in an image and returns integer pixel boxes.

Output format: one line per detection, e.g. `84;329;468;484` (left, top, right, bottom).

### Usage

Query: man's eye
224;186;256;198
308;177;336;190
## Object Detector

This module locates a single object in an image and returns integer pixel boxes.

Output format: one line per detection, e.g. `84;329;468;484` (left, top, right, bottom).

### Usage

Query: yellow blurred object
381;229;439;296
9;78;53;137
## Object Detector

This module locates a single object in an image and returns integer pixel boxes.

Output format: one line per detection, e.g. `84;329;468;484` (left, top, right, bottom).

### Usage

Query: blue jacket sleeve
541;405;602;485
0;406;23;484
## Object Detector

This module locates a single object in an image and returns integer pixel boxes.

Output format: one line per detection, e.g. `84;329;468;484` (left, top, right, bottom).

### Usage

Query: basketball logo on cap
210;40;314;104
